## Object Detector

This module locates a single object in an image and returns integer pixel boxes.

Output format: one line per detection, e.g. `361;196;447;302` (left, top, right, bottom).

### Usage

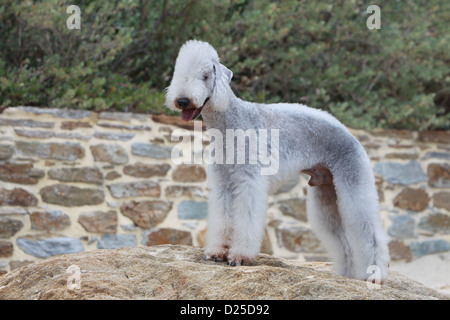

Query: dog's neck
201;92;240;131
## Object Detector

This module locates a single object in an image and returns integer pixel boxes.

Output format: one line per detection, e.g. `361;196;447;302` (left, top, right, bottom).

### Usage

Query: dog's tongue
181;109;196;122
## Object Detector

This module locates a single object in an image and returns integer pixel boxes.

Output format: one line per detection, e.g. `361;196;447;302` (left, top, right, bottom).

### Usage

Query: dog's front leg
204;165;232;262
226;177;268;266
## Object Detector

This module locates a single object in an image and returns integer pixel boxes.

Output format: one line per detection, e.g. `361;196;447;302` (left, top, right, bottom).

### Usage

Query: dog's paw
226;256;251;266
204;253;227;262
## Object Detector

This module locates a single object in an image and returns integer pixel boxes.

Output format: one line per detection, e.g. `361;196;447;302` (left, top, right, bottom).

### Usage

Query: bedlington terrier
165;40;390;283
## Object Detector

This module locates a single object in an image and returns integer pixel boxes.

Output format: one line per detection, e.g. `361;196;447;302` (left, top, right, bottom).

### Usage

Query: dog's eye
203;74;209;81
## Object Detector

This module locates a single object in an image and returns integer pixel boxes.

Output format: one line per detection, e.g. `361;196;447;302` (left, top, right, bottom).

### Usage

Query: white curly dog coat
166;40;389;282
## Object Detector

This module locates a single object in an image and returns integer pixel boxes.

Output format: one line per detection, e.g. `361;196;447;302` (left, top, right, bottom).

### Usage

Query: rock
418;213;450;234
177;200;208;219
97;234;137;249
373;161;428;185
0;245;448;300
433;192;450;211
30;210;71;231
93;132;135;141
131;143;173;159
90;144;129;165
16;106;92;119
277;198;307;222
48;167;103;185
388;240;413;262
0;188;38;207
423;151;450;161
371;129;414;140
165;185;206;199
0;118;54;128
427;163;450;188
418;130;450;144
16;141;84;161
0;217;23;238
410;239;450;258
393;188;430;212
14;128;54;139
0;145;13;160
0;163;45;184
60;121;92;130
276;226;324;253
105;171;121;180
16;235;84;258
39;184;105;207
107;181;161;199
388;215;415;238
123;163;170;178
143;229;193;246
78;211;117;234
120;200;172;228
274;175;300;194
172;164;207;182
0;240;13;257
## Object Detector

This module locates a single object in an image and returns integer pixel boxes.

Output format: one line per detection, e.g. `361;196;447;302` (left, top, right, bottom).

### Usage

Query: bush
0;0;448;130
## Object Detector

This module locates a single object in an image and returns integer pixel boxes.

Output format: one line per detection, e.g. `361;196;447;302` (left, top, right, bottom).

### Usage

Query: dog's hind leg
304;166;354;277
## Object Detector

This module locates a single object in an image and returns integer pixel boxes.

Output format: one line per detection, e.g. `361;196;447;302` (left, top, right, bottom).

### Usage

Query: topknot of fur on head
165;40;233;114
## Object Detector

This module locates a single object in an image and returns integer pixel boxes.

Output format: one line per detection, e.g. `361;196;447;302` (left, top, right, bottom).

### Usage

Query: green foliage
0;0;449;130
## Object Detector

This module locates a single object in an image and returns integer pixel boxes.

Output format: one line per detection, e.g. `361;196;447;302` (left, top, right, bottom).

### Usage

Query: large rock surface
0;245;448;300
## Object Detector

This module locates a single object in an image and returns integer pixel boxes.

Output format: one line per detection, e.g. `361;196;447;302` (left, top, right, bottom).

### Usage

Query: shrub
0;0;448;130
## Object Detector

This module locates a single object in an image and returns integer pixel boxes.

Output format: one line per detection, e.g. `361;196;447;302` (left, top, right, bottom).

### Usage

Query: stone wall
0;106;449;275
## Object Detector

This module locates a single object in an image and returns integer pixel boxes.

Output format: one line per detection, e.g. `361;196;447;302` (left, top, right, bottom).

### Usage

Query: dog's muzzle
177;97;210;122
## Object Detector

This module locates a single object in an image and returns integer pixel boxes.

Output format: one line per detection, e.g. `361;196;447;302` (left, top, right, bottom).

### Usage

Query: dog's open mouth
181;97;209;122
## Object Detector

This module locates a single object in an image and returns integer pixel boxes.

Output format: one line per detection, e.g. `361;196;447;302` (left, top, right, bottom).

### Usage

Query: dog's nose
177;98;191;109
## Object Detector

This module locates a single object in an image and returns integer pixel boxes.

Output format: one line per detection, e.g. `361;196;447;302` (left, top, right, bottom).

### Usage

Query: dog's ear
211;62;232;112
219;63;233;84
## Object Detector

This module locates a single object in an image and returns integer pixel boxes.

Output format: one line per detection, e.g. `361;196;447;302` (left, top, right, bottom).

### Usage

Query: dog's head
165;40;233;121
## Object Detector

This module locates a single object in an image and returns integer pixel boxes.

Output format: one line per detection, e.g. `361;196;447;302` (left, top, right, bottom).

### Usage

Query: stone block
48;167;103;185
30;210;71;232
418;213;450;234
427;163;450;188
97;234;137;249
373;161;428;185
388;215;415;238
277;198;307;222
120;200;172;228
16;235;84;258
123;163;170;178
0;163;45;184
142;228;193;246
393;188;430;212
16;141;84;161
410;239;450;258
131;143;172;159
0;217;24;238
108;181;161;199
90;144;129;164
0;145;13;160
177;201;208;219
78;210;117;233
172;164;206;182
40;184;105;207
0;188;38;207
276;225;324;253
